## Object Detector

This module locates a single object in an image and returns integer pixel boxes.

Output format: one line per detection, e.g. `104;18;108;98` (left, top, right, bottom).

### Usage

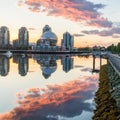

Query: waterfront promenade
107;53;120;76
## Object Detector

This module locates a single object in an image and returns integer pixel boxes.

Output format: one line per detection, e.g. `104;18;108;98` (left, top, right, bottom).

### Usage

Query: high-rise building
0;26;10;45
62;32;74;51
18;27;29;46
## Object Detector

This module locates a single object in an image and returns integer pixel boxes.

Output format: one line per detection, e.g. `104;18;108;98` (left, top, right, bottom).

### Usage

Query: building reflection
0;54;103;78
13;54;29;76
61;56;74;73
33;54;74;78
0;55;9;76
33;55;58;79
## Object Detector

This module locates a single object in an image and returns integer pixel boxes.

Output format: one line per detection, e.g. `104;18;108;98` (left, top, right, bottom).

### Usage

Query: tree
116;42;120;53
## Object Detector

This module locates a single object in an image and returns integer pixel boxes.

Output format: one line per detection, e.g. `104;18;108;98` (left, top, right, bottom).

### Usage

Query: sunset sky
0;0;120;47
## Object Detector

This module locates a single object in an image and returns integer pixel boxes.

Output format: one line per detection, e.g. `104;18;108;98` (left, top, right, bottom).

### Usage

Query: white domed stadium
37;25;58;46
41;31;57;40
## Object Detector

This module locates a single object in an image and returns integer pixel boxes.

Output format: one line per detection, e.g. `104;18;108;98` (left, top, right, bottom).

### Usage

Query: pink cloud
18;0;112;28
82;27;120;38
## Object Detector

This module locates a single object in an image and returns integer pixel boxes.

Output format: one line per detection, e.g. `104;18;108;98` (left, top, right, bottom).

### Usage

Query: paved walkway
107;53;120;74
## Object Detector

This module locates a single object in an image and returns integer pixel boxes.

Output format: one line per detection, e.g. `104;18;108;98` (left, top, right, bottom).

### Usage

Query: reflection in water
0;55;9;76
33;54;58;79
18;56;29;76
13;54;74;78
0;75;97;120
0;54;103;78
33;54;74;78
0;54;106;120
61;56;74;73
13;54;29;76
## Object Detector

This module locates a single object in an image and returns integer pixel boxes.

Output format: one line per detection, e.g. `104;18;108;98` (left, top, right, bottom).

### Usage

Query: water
0;54;106;120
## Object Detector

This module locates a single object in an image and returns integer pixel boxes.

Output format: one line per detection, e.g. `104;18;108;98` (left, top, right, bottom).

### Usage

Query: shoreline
93;64;120;120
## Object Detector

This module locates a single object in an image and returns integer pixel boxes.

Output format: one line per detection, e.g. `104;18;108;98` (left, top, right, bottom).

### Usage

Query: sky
0;0;120;47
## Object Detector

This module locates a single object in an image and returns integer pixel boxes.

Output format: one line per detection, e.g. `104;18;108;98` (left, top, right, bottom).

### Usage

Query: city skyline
0;0;120;47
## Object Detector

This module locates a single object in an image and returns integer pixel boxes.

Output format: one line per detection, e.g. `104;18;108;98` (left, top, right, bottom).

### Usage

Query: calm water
0;54;106;120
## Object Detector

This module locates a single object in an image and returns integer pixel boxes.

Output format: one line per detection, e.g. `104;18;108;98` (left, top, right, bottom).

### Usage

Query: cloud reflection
0;75;98;120
81;67;92;72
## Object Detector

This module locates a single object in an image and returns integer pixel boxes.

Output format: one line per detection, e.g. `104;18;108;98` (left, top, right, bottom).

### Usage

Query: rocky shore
93;65;120;120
